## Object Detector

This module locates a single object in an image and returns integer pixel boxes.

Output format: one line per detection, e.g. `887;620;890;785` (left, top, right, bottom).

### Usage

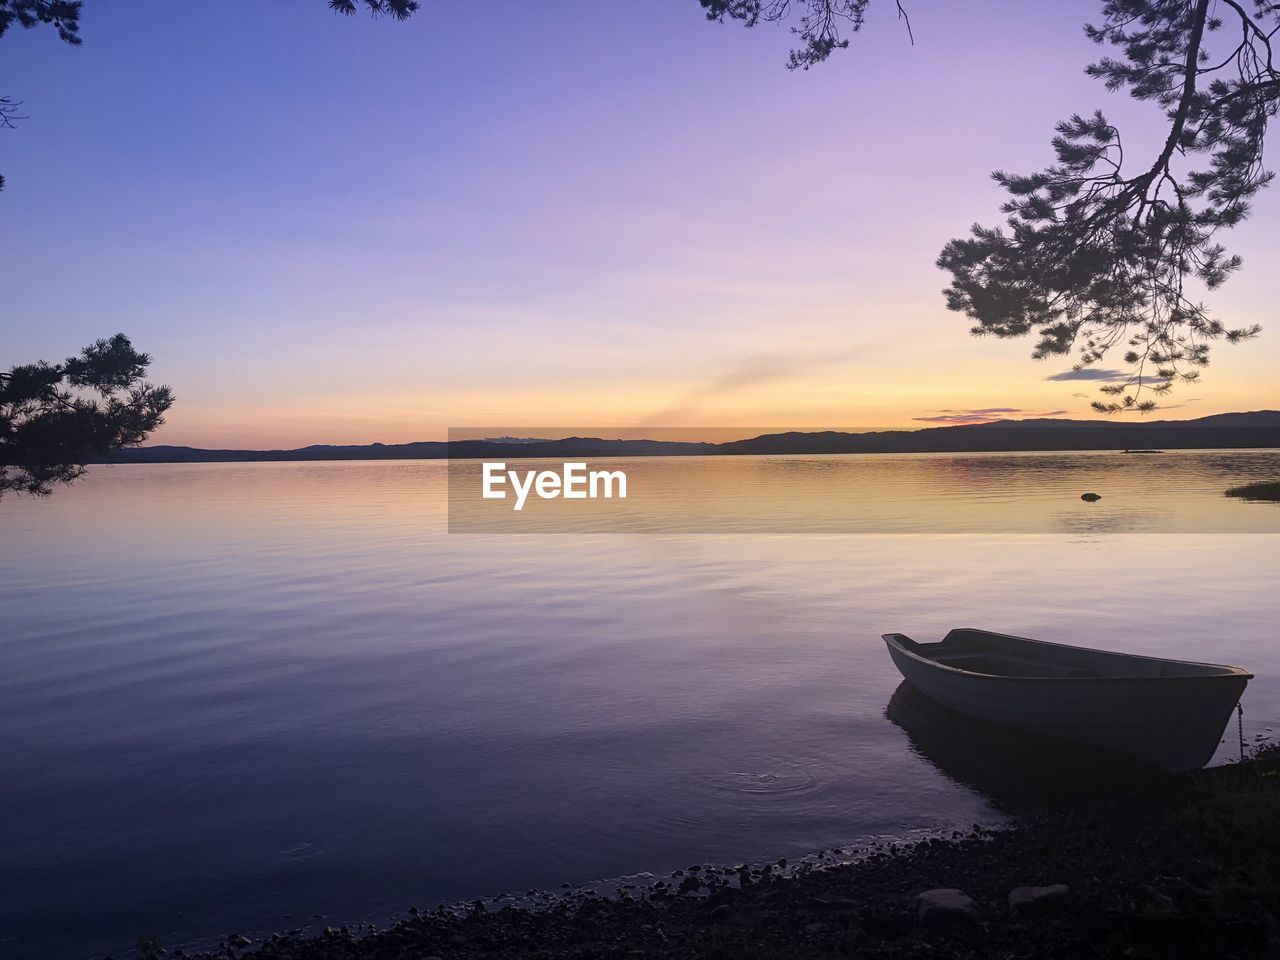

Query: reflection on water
0;457;1278;958
885;683;1162;812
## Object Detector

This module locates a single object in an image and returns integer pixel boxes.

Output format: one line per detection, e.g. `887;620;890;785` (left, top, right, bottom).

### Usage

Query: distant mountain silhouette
96;411;1280;464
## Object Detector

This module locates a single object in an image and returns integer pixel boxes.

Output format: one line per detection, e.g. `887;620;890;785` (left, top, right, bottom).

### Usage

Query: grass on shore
1225;481;1280;501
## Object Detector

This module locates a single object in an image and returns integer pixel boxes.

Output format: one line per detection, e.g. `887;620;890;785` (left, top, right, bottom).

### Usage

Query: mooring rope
1237;701;1245;762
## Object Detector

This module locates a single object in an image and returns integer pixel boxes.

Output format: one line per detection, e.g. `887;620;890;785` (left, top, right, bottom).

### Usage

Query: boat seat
931;652;1101;679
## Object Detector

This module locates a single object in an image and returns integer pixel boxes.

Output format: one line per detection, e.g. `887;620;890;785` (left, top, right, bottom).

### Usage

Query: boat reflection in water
885;682;1163;812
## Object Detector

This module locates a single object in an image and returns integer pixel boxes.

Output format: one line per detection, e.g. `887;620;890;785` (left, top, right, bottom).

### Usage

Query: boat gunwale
883;629;1254;683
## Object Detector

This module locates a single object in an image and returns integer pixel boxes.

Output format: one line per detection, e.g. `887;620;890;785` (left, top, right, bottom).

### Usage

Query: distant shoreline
93;411;1280;465
91;446;1280;468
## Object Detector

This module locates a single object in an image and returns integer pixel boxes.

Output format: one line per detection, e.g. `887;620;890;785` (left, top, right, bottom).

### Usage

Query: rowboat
884;629;1252;772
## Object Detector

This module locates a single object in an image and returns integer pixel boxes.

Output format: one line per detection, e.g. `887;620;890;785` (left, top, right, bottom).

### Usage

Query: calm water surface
2;455;1279;958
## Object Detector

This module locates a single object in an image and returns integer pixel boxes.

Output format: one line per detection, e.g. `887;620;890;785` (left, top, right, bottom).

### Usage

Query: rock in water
1008;884;1070;914
1081;492;1102;502
916;888;979;927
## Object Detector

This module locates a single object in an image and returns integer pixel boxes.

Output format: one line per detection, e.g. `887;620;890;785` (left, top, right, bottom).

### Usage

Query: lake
2;453;1279;958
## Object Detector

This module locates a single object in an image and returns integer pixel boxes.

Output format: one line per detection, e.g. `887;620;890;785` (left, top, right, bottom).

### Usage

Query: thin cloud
1045;368;1130;382
914;407;1020;424
914;407;1068;424
643;349;862;425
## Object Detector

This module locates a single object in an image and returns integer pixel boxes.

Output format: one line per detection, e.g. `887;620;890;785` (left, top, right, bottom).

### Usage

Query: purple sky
3;1;1275;446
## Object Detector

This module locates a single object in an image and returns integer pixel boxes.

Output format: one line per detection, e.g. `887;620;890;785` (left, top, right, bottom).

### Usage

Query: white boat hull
884;629;1251;773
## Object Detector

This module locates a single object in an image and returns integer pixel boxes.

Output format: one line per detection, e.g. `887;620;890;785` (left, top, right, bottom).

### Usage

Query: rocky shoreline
164;746;1280;960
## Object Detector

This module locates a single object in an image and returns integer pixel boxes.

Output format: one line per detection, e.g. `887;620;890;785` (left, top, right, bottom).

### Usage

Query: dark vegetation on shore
1225;482;1280;502
93;411;1280;464
172;747;1280;960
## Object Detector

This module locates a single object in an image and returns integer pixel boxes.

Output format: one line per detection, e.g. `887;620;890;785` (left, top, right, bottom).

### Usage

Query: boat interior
889;629;1250;680
928;650;1099;679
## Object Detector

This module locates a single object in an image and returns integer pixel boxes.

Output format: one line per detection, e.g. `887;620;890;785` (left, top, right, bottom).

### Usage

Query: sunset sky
4;0;1276;448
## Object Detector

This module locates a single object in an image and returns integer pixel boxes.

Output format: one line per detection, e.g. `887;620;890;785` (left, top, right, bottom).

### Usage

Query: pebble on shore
1008;883;1070;914
916;888;979;927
